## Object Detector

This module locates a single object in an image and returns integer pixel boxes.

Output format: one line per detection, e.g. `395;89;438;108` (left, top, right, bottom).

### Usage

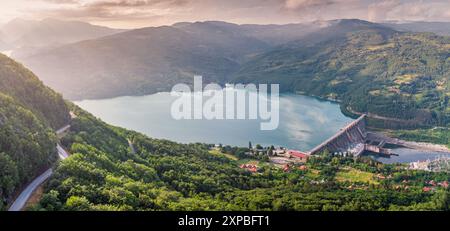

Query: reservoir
370;148;450;164
75;89;353;152
75;89;450;163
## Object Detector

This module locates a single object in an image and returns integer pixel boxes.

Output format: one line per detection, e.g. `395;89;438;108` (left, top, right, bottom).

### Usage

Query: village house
283;164;290;172
240;164;258;173
298;165;308;171
287;150;309;163
274;147;287;156
438;181;449;188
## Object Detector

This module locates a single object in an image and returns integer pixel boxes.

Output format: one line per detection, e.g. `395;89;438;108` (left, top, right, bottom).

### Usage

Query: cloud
27;0;191;27
3;0;450;28
283;0;336;10
38;0;79;3
368;0;401;22
368;0;450;22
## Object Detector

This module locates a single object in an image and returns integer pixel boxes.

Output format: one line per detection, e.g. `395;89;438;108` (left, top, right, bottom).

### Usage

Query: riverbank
367;131;450;153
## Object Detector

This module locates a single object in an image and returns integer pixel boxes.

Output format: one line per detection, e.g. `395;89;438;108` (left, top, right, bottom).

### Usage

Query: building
298;165;308;171
274;148;286;155
287;150;309;162
240;164;258;173
438;181;449;188
409;160;431;171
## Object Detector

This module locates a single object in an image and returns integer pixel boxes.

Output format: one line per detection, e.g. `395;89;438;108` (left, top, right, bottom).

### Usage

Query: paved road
128;139;136;154
8;124;71;211
56;124;71;135
57;144;70;159
8;169;53;211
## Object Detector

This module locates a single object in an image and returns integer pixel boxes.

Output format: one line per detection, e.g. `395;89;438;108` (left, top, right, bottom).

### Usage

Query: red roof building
439;181;449;188
240;164;258;173
287;150;309;160
298;165;308;171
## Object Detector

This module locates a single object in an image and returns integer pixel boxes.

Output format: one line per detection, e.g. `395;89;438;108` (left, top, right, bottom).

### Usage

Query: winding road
8;124;71;211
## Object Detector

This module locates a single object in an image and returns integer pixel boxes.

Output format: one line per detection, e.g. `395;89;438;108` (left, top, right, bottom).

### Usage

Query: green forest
233;24;450;128
1;21;450;211
27;106;450;211
0;54;70;210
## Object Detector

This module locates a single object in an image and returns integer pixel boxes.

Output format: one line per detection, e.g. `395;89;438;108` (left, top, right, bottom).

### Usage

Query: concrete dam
309;115;367;155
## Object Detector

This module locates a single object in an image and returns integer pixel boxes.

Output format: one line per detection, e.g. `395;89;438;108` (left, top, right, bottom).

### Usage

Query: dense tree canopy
233;25;450;128
0;54;70;210
32;107;450;211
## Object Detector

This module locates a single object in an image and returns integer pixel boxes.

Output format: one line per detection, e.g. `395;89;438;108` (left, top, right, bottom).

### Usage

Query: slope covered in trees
0;54;70;210
16;19;450;130
233;20;450;128
31;106;450;211
17;21;322;100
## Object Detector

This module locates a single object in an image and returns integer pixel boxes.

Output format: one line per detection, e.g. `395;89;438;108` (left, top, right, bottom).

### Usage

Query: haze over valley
2;0;450;213
2;18;448;129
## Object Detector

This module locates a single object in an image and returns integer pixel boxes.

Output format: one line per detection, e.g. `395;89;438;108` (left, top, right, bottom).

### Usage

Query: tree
65;196;92;211
0;153;19;199
40;190;62;211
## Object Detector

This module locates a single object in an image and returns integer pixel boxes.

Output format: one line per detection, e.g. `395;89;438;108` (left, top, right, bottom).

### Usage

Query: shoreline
367;132;450;154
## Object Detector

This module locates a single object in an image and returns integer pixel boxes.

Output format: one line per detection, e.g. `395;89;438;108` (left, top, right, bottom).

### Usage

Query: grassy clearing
394;74;419;84
366;43;395;51
305;169;321;179
335;168;379;185
208;149;239;161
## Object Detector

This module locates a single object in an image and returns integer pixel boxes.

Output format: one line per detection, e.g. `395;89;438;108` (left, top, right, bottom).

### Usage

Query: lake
370;148;450;164
75;89;353;152
75;89;450;163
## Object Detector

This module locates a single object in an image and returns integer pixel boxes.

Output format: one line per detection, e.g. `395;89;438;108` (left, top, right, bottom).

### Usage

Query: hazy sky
1;0;450;28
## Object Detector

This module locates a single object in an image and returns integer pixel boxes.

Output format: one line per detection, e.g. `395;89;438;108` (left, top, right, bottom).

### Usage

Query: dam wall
309;115;367;155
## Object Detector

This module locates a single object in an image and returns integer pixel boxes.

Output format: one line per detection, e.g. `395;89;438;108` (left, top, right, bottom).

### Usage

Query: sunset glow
1;0;450;28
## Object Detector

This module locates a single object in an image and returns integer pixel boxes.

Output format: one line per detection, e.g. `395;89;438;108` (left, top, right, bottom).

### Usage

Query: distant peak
332;19;375;26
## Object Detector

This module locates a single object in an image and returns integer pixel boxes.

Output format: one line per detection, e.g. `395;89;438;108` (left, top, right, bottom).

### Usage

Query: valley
4;19;447;131
1;17;450;212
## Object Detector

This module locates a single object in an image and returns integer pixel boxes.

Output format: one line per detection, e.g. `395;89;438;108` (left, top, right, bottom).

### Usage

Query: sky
1;0;450;28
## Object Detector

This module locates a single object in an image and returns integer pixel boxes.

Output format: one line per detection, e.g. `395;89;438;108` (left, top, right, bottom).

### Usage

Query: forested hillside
233;20;450;128
32;106;450;211
0;54;70;210
384;21;450;36
17;21;322;100
16;19;450;130
0;54;70;128
0;52;448;211
1;18;124;56
18;23;271;100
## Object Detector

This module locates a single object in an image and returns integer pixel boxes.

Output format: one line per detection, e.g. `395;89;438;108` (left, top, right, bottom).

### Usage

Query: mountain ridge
232;20;450;127
0;53;70;209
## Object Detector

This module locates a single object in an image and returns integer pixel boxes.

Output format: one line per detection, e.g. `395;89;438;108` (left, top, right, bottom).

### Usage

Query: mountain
383;21;450;36
232;19;450;127
17;21;323;100
15;19;450;125
1;18;124;49
173;21;323;46
0;31;11;51
0;19;37;44
0;39;9;51
19;26;252;99
0;54;70;209
0;44;448;211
